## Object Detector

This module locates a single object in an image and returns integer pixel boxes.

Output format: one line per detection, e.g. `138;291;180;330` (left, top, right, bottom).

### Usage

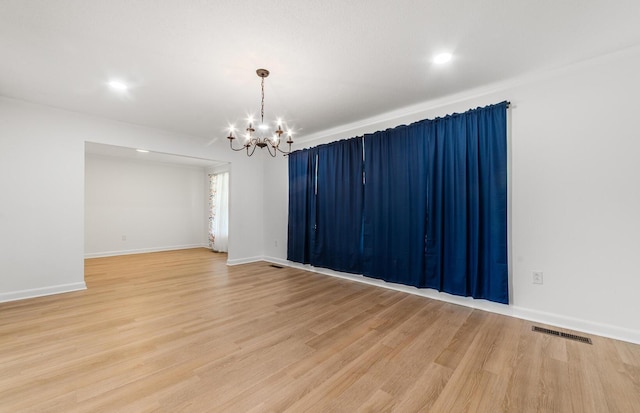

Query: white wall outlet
122;235;127;241
274;240;278;247
532;271;543;285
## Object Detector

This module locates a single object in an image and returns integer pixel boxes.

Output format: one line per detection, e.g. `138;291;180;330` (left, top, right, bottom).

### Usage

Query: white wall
263;47;640;343
0;97;265;301
0;103;85;300
262;155;288;257
85;154;208;257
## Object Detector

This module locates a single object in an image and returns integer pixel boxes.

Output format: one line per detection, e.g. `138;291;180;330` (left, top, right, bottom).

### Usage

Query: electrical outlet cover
532;271;543;284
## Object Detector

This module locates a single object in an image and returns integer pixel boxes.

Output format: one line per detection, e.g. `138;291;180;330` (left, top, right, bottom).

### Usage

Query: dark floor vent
269;264;284;269
532;326;592;344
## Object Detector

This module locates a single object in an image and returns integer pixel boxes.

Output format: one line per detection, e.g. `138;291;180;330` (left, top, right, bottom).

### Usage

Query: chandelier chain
260;76;265;124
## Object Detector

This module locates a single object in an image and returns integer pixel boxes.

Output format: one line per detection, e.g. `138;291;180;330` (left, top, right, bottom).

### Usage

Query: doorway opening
84;142;229;260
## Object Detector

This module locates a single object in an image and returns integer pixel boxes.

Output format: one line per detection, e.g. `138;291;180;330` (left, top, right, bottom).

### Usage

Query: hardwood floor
1;248;639;412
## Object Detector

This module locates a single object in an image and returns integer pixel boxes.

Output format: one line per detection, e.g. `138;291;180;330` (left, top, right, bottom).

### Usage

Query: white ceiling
2;0;640;141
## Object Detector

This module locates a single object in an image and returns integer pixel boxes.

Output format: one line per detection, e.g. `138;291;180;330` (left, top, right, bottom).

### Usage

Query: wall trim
262;256;640;345
84;244;208;259
226;256;264;266
0;282;87;304
508;306;640;346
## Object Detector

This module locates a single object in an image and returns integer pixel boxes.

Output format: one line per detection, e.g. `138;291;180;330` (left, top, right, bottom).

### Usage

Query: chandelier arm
265;143;277;157
276;143;293;155
228;139;247;152
247;143;258;157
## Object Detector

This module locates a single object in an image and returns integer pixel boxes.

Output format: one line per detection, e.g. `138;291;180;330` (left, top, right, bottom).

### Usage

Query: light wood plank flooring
1;248;639;412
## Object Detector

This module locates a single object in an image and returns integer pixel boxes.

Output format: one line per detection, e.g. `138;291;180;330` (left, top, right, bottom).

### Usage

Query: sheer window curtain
209;172;229;252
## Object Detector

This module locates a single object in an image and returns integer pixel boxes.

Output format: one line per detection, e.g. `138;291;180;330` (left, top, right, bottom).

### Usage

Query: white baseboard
262;256;640;345
226;256;263;266
84;244;208;259
508;306;640;345
0;282;87;303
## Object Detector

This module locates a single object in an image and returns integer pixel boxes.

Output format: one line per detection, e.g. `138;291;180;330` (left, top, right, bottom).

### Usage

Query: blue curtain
423;102;508;303
287;102;508;304
362;125;429;286
287;147;318;264
311;139;364;273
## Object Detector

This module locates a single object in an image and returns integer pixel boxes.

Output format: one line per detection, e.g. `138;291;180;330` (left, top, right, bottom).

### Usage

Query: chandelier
227;69;294;157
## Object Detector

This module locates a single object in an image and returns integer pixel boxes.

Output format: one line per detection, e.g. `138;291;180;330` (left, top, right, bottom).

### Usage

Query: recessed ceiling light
433;52;453;64
136;149;149;153
108;80;129;91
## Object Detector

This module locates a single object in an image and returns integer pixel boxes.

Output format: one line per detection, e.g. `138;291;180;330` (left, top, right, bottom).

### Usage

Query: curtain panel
423;104;508;303
287;102;508;304
312;138;364;274
362;123;430;286
208;174;218;249
287;148;318;264
209;172;229;252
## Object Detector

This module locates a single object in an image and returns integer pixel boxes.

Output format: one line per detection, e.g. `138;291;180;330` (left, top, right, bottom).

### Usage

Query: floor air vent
269;264;284;269
532;326;592;344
